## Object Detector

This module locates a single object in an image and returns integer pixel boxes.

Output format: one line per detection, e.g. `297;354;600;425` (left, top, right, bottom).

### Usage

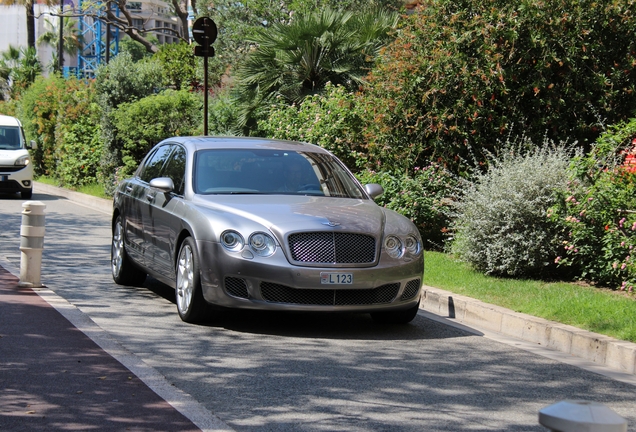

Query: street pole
58;0;64;72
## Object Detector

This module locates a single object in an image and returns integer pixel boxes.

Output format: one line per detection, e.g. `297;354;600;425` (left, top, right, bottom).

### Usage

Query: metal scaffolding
75;0;119;77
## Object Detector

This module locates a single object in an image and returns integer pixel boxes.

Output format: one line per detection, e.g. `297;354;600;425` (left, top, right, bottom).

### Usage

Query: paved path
0;266;201;431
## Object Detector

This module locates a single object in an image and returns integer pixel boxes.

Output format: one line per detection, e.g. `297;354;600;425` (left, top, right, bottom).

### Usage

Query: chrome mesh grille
288;232;376;264
225;277;249;299
260;282;399;306
400;279;421;300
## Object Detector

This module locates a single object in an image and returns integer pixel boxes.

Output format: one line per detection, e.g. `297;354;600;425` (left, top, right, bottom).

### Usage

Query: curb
34;181;113;214
32;181;636;376
421;286;636;375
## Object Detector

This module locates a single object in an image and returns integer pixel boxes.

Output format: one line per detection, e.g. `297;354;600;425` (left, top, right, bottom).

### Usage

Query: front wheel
111;216;146;286
370;301;420;324
175;237;208;323
21;189;32;199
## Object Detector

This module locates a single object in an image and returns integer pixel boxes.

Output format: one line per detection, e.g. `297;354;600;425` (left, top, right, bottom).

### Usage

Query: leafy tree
119;34;159;62
232;7;398;131
358;0;636;173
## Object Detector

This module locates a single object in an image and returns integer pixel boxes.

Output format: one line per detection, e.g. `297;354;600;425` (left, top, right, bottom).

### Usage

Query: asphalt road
0;190;635;431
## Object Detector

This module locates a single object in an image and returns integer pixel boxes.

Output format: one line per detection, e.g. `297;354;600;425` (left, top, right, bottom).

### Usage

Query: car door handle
126;186;133;192
146;193;155;201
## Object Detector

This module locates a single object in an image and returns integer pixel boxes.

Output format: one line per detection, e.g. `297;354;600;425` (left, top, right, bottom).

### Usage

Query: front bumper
0;164;33;194
198;241;424;312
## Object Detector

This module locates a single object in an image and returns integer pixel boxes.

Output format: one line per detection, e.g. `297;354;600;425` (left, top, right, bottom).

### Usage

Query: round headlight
220;230;244;252
405;235;421;255
384;235;403;259
249;232;276;257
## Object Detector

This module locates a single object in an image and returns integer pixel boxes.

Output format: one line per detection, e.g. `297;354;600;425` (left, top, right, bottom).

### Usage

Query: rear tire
111;216;146;286
175;237;208;323
370;300;420;324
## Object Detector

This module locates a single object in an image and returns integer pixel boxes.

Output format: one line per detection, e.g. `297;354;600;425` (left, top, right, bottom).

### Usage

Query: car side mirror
29;140;37;150
364;183;384;200
149;177;175;193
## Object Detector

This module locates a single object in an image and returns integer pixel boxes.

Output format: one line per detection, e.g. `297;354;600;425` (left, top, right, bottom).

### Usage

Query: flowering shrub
54;78;102;188
356;164;457;250
551;120;636;292
451;144;572;277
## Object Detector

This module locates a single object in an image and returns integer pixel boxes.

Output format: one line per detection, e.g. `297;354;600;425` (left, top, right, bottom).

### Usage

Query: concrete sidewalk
28;181;636;378
0;265;201;431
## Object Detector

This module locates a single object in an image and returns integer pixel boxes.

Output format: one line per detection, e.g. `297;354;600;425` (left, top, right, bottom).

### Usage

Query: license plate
320;272;353;284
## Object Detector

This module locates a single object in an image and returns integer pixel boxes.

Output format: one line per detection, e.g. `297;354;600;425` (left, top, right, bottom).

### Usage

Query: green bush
356;164;457;250
152;42;198;90
93;53;165;194
16;74;66;176
451;143;572;277
258;83;366;168
54;78;102;188
111;89;202;176
551;121;636;291
358;0;636;173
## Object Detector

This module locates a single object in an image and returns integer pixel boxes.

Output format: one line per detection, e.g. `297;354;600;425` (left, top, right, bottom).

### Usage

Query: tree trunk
26;0;36;49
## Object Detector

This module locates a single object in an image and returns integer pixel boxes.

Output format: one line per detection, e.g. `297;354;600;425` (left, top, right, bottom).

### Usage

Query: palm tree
37;16;83;72
232;7;398;130
0;45;42;98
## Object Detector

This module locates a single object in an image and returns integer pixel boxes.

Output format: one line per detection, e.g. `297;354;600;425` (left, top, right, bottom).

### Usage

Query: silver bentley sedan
111;137;424;324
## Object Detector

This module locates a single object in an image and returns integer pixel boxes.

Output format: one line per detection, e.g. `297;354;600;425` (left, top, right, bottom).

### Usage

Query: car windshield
0;126;23;150
194;149;366;198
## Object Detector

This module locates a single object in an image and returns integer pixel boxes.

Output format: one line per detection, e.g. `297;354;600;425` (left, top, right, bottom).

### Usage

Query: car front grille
287;232;376;264
0;166;23;173
400;279;421;300
225;277;249;299
260;282;399;306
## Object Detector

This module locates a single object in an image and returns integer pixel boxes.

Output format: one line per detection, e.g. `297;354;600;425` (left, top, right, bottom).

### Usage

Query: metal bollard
18;201;46;288
539;400;627;432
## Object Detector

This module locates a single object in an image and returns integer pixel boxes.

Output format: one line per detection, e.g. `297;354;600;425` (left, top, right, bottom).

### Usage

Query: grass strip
424;251;636;343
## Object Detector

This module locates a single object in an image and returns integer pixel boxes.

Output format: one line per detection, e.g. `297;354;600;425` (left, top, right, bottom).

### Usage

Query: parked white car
0;115;35;199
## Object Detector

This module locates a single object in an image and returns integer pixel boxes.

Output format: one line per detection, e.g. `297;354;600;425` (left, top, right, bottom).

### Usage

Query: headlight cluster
221;230;277;257
15;155;30;167
384;234;421;259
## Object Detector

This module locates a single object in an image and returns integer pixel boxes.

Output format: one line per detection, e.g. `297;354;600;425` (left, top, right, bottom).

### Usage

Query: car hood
0;148;28;165
191;194;386;240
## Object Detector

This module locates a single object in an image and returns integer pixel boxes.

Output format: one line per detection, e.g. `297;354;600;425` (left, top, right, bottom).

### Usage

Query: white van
0;114;36;199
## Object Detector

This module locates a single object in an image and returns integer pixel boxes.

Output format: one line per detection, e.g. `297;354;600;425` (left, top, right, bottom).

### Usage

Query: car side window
139;145;174;183
161;145;186;195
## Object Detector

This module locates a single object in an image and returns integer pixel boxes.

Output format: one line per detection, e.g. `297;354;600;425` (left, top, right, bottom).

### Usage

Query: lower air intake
260;282;400;306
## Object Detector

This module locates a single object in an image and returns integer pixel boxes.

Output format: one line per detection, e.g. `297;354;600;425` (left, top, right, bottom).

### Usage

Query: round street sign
192;17;217;46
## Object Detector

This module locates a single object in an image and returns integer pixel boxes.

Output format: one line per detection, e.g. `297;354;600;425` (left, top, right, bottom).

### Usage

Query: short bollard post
18;201;46;288
539;400;627;432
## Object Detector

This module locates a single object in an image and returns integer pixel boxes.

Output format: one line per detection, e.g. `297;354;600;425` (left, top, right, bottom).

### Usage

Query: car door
144;144;187;281
122;147;161;267
136;144;175;273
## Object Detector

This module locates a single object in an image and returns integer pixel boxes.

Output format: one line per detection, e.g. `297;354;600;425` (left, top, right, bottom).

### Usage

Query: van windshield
0;126;23;150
